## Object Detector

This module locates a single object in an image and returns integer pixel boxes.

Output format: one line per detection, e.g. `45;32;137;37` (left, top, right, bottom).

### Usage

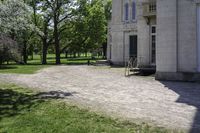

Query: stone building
107;0;200;81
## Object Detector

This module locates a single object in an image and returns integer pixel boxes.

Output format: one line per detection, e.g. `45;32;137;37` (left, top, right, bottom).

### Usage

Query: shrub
0;34;21;65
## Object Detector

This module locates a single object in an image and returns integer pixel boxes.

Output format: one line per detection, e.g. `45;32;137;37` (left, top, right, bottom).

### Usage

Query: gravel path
0;65;200;132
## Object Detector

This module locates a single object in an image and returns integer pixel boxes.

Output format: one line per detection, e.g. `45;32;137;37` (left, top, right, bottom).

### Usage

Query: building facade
107;0;200;81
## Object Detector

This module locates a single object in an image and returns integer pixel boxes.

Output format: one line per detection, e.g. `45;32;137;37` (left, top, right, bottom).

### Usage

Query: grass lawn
0;65;50;74
0;54;101;74
0;84;169;133
28;54;98;65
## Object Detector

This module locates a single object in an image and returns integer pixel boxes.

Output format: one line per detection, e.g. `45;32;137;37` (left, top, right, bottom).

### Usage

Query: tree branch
58;13;73;24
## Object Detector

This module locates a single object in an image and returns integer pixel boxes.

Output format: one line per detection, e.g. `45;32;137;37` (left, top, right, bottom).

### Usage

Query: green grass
0;54;101;74
27;54;99;65
0;84;170;133
0;65;50;74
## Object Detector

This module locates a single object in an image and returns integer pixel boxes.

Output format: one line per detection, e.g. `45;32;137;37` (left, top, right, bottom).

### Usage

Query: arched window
125;3;129;21
132;2;136;20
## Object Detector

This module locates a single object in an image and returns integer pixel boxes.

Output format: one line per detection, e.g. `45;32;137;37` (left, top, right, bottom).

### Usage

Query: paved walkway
0;65;200;132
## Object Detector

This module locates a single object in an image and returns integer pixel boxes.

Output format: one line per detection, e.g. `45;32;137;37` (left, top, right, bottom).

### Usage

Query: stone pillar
109;0;124;65
156;0;178;80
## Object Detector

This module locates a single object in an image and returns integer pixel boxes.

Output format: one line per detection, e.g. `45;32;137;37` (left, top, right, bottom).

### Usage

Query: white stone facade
108;0;200;81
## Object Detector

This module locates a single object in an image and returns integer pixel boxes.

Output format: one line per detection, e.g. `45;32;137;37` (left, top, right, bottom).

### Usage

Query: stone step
130;67;156;75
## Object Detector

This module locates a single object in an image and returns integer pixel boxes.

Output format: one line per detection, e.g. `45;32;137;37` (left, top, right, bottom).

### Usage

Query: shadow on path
160;81;200;133
0;89;76;121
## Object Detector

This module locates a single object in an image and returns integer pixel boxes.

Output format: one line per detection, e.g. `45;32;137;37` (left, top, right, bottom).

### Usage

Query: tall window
151;26;156;64
149;4;156;13
132;2;136;20
125;3;129;21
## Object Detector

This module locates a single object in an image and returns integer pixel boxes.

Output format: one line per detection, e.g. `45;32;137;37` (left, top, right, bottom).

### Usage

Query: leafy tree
63;0;107;57
87;0;106;49
103;0;112;21
29;0;54;64
0;0;33;35
42;0;74;64
65;0;89;56
0;0;34;64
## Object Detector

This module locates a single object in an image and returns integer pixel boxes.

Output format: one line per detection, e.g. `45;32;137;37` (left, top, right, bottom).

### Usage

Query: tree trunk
73;52;76;58
23;42;27;64
42;38;48;64
31;52;34;60
30;44;34;60
65;51;68;58
54;15;61;65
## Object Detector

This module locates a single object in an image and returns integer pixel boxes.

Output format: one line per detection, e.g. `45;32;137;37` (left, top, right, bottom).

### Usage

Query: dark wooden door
129;35;137;58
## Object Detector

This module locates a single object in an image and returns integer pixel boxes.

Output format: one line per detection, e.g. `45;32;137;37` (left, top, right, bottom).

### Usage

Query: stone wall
156;0;178;73
177;0;197;72
156;0;199;81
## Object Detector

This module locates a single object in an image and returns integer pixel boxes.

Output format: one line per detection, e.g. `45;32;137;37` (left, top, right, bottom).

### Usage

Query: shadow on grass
0;65;17;69
0;89;76;121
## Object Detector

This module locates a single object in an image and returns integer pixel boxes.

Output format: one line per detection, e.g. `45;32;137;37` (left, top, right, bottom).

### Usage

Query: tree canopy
0;0;33;34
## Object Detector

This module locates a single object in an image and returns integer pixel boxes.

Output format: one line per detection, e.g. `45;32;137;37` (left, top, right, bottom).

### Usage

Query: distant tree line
0;0;112;65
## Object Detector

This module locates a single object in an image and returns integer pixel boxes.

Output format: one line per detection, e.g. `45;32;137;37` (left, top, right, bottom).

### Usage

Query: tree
87;0;106;49
42;0;74;64
29;0;53;64
0;0;34;64
0;0;33;35
103;0;112;21
78;0;106;53
103;0;112;58
64;0;89;56
63;0;107;57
